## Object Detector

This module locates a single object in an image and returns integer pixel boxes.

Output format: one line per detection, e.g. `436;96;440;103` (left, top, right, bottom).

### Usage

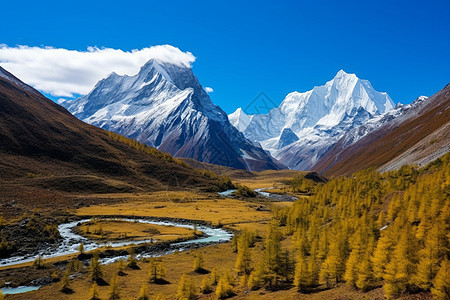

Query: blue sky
1;0;449;113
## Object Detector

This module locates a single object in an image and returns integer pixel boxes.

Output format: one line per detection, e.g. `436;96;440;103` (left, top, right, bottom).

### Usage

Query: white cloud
205;87;214;93
0;44;196;97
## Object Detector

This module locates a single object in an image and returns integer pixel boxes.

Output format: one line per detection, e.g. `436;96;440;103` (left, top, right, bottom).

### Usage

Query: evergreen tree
88;282;100;300
136;283;149;300
235;234;252;275
176;273;196;300
210;267;220;285
127;247;139;269
60;270;72;293
118;258;126;276
415;224;441;290
355;252;373;291
383;228;417;299
89;253;103;283
216;274;233;299
200;276;213;294
193;252;204;272
78;243;84;254
431;259;449;300
294;253;309;292
148;259;166;283
108;273;120;300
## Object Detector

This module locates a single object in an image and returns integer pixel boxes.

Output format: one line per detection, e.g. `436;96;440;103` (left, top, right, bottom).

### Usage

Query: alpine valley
0;61;449;300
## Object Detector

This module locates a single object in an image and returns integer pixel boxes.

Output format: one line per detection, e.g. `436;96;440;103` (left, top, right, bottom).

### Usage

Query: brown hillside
0;67;224;216
314;83;450;176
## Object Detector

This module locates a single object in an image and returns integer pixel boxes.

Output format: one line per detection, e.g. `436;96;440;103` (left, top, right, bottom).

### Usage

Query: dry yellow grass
233;170;305;189
75;194;276;227
2;185;301;299
76;220;197;242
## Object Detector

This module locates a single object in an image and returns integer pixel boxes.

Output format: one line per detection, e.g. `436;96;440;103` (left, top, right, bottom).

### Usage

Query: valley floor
0;170;437;300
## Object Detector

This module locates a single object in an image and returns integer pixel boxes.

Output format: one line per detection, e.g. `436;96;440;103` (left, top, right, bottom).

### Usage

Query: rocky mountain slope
313;83;450;176
230;70;395;170
0;66;230;216
62;59;283;172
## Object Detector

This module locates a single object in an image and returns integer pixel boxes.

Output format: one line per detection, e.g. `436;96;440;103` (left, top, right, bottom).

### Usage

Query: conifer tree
200;276;213;294
60;270;72;293
215;274;233;299
127;247;139;269
88;282;100;300
247;270;261;290
431;259;449;300
89;252;103;283
136;283;149;300
344;248;359;286
294;253;309;292
193;252;204;272
235;234;252;275
320;238;346;285
118;258;126;276
78;243;84;254
279;248;295;282
210;267;220;285
108;273;120;300
148;259;166;283
355;252;373;291
176;273;196;300
371;232;393;279
262;223;283;287
383;228;417;299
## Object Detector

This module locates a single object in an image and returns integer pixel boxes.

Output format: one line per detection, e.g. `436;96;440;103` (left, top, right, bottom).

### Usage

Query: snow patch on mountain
62;59;282;171
229;70;396;170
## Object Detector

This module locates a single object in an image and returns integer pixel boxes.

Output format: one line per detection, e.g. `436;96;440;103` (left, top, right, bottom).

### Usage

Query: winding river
219;188;297;201
0;218;232;268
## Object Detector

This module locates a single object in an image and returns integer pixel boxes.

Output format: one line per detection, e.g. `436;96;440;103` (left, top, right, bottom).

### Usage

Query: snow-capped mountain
228;108;253;132
62;59;283;171
314;83;450;176
229;70;395;170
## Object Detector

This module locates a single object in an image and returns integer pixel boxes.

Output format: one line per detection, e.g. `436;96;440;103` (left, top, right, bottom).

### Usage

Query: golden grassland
1;185;298;299
4;232;390;300
232;170;305;189
76;220;198;242
4;160;443;300
75;192;279;230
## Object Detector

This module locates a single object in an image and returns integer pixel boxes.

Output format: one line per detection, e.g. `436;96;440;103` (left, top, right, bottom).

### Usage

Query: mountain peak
62;61;281;171
229;108;253;132
333;69;358;81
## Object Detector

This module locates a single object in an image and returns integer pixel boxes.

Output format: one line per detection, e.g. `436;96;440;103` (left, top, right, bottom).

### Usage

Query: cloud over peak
0;45;196;97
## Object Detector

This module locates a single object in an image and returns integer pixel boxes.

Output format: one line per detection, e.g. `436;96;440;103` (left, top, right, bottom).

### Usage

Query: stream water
0;218;232;294
0;218;232;267
219;188;297;201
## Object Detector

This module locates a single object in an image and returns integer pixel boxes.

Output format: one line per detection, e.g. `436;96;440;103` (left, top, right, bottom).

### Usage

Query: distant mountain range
314;85;450;176
62;59;283;172
229;70;396;170
15;57;447;176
